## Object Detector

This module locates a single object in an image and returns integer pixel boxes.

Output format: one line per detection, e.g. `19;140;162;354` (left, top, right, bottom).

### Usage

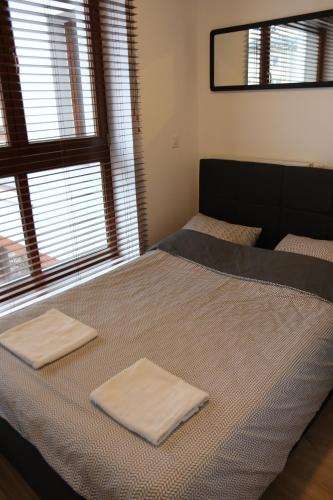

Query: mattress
0;229;333;500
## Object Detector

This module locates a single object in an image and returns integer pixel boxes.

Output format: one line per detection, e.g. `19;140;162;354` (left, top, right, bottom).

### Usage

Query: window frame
0;0;118;302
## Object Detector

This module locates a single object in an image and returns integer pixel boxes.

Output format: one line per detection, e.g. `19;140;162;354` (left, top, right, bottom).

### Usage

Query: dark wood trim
260;27;271;85
0;1;28;146
86;0;109;139
101;164;118;255
0;136;109;176
317;27;327;81
15;174;42;277
87;0;118;253
65;21;86;137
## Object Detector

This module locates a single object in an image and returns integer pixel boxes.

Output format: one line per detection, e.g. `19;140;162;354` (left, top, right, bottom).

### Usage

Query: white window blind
0;0;145;313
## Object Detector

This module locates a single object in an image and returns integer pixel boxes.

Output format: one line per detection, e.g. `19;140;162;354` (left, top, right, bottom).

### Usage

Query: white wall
137;0;333;244
137;0;198;245
197;0;333;165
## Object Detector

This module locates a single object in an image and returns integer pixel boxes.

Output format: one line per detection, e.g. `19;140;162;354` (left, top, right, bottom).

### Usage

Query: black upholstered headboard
199;159;333;249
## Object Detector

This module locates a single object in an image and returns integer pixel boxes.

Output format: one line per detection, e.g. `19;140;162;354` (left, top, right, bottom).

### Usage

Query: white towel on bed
90;358;209;446
0;309;97;369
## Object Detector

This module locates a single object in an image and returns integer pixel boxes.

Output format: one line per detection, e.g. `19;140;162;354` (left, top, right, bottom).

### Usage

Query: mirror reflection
213;11;333;89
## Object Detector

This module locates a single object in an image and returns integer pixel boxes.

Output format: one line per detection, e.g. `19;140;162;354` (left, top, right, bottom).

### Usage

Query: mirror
211;9;333;91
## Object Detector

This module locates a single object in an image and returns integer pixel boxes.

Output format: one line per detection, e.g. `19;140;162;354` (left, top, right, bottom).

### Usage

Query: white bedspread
0;250;332;499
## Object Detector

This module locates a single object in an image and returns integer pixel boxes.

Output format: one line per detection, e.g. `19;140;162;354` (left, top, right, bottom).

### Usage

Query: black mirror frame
210;9;333;92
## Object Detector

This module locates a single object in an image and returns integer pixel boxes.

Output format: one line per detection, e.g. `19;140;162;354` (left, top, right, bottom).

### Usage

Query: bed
1;158;333;500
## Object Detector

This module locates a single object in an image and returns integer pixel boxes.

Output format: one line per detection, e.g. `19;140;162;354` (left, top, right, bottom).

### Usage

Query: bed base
2;158;333;499
0;418;81;500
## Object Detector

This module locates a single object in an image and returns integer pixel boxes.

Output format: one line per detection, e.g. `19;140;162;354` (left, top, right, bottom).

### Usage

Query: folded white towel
90;358;209;446
0;309;97;369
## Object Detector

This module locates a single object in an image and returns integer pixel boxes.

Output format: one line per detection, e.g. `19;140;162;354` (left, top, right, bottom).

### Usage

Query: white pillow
275;234;333;263
183;213;262;247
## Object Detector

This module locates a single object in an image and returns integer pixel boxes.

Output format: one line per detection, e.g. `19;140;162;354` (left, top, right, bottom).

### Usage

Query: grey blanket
157;229;333;303
0;232;333;500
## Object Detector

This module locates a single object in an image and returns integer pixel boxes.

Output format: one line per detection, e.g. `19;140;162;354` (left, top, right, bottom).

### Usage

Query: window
0;0;145;312
248;23;324;85
9;0;96;142
269;25;319;84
